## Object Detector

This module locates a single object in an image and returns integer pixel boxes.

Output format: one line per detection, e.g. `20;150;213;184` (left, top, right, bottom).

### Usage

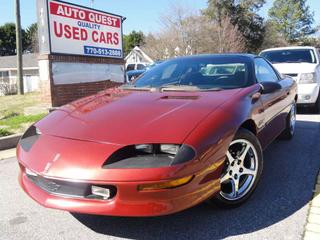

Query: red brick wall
39;54;125;107
52;80;122;107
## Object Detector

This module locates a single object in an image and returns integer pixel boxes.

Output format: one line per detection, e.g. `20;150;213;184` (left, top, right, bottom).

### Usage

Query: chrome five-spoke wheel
210;128;263;207
220;139;258;201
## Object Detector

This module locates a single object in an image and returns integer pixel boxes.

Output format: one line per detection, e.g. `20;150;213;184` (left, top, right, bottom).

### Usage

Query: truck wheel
314;94;320;114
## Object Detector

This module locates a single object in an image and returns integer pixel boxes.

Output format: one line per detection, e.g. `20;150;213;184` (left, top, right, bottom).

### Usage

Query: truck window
261;49;317;64
137;64;146;70
126;64;135;71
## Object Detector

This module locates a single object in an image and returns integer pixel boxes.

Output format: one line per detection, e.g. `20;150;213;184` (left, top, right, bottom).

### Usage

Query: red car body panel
36;88;241;145
17;55;297;216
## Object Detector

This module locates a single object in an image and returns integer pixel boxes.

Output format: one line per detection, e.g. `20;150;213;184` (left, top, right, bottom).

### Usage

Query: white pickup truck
260;46;320;112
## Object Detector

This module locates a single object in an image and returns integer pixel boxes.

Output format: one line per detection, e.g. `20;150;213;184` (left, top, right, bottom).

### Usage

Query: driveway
1;113;319;240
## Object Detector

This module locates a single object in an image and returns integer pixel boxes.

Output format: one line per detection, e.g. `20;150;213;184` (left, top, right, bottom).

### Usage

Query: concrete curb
0;148;16;160
304;170;320;240
0;134;22;151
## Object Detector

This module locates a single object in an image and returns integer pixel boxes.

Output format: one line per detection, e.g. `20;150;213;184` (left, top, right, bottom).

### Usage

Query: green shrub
0;128;13;137
0;113;47;131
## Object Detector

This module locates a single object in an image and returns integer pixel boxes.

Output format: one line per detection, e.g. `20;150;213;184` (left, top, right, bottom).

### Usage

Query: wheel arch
239;119;257;136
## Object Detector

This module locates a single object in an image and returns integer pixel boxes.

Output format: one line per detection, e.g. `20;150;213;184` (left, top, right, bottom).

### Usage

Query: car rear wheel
279;102;296;140
209;128;263;207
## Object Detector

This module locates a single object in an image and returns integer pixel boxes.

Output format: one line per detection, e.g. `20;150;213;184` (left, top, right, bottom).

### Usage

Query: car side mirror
259;81;282;94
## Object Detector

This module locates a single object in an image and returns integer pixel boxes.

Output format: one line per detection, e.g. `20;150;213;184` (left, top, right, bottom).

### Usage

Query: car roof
172;53;257;62
260;46;316;53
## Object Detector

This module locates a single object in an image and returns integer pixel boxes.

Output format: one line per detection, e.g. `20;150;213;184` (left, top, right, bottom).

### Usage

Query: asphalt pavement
0;113;319;240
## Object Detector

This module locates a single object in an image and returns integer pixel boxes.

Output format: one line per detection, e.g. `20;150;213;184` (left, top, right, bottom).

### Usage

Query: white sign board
47;0;123;58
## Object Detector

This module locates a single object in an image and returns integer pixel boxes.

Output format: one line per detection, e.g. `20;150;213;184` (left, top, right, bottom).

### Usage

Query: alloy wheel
220;139;258;201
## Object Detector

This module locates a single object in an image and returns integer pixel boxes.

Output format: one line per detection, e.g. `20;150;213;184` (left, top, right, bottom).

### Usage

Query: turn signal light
137;175;193;191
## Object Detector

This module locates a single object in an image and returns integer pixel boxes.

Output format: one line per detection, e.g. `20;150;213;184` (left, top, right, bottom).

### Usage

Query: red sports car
17;54;297;216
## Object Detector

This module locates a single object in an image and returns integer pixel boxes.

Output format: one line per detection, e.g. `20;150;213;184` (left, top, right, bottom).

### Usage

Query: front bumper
18;164;221;216
297;83;319;105
17;132;225;216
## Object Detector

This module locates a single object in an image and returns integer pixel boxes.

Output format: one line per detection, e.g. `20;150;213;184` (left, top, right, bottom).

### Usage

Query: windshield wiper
119;85;154;91
203;87;223;91
160;85;222;92
160;85;200;92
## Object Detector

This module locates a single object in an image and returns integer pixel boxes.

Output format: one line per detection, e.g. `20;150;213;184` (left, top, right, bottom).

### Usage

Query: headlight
19;125;41;152
103;144;196;169
135;144;180;155
300;73;317;84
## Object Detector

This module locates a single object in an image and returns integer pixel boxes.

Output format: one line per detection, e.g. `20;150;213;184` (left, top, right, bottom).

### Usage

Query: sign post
37;0;125;107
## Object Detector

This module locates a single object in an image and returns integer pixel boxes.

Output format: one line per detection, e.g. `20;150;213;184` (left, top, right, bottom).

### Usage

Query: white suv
260;46;320;112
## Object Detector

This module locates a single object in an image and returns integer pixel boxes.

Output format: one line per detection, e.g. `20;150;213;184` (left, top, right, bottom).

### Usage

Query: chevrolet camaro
17;54;297;216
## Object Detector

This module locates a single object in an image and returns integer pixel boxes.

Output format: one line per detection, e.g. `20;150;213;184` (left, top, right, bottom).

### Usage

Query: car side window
254;58;279;83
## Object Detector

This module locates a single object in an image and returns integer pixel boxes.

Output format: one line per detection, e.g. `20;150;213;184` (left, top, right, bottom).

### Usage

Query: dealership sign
46;0;123;58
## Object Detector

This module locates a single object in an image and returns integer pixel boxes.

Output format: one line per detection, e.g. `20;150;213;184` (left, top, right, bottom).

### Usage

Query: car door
254;57;288;147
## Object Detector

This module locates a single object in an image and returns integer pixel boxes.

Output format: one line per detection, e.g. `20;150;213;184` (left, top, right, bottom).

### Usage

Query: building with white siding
0;54;40;95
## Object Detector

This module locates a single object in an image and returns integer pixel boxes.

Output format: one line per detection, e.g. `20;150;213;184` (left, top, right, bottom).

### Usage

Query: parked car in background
18;54;297;216
126;61;164;82
260;46;320;112
126;63;148;71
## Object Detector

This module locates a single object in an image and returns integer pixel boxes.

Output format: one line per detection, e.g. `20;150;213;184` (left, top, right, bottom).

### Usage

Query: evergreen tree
0;23;27;56
268;0;315;43
123;31;145;56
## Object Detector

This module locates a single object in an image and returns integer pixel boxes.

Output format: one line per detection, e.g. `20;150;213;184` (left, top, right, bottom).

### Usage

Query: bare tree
142;4;245;60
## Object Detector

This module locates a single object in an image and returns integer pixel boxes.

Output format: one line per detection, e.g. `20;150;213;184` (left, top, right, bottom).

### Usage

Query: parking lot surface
0;113;319;240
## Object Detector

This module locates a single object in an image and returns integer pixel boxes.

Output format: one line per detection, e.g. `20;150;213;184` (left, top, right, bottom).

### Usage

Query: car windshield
130;57;250;91
261;49;317;64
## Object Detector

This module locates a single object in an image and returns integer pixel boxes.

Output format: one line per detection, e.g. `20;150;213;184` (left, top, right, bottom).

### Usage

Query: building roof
0;53;38;70
125;46;154;64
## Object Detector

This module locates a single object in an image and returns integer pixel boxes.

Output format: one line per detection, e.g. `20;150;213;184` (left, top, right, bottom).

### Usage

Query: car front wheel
209;128;263;207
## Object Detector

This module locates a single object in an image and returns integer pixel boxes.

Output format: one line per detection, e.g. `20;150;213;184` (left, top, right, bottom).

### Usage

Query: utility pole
15;0;24;95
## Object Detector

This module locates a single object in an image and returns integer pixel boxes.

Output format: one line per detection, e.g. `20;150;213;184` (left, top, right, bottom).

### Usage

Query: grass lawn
0;92;50;137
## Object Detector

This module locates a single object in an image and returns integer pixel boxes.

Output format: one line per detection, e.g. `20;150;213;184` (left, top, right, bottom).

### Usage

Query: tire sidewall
213;128;263;207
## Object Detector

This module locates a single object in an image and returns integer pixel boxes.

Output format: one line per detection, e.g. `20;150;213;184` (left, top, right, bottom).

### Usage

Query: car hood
36;87;241;145
272;63;317;74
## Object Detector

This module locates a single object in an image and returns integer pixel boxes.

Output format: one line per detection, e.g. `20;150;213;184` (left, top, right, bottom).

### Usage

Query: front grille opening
26;171;117;200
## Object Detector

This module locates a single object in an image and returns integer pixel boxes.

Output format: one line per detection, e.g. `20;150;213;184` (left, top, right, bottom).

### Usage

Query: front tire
209;128;263;207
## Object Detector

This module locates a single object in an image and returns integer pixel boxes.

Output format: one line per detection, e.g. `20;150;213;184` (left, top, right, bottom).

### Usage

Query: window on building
0;71;9;80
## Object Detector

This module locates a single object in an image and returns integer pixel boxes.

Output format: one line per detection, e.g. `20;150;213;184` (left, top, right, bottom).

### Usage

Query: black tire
279;102;296;140
314;94;320;114
208;128;263;208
